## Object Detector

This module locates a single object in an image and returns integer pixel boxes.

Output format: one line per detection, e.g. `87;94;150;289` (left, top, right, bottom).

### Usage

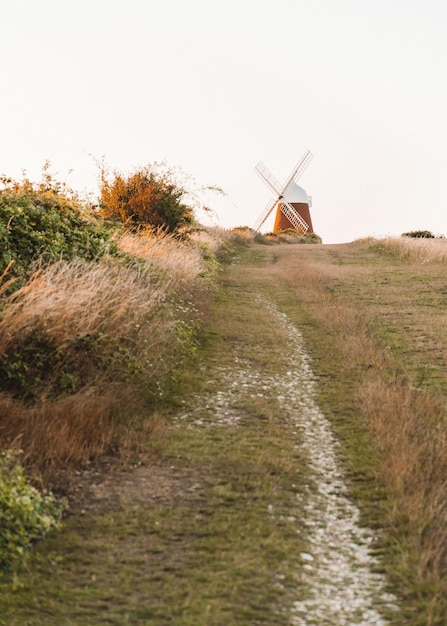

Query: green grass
1;499;298;625
3;237;447;624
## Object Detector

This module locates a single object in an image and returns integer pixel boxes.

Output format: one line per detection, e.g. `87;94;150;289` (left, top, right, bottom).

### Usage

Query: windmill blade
293;149;314;181
253;195;278;231
255;161;284;196
281;149;314;192
280;200;309;233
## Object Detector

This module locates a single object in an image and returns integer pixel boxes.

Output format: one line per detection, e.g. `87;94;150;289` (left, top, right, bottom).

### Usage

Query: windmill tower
253;150;314;234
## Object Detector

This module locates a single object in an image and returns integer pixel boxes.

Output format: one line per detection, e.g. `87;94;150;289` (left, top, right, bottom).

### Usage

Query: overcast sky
2;0;447;243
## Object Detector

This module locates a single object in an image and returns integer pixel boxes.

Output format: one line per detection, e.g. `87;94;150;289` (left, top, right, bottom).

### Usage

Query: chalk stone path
176;294;397;625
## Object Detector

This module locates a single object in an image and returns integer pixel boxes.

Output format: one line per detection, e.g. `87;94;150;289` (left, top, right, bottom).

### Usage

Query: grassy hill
1;227;447;624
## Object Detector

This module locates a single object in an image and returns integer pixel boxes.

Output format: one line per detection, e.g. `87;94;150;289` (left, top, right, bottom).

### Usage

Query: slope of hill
1;236;447;624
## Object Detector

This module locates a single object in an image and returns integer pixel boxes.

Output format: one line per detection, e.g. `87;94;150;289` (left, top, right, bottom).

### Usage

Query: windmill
253;150;314;234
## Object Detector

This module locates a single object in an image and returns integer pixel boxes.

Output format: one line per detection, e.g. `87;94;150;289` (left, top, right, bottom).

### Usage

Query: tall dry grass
366;236;447;263
0;229;217;488
0;258;168;348
117;229;204;285
360;381;447;578
0;391;129;469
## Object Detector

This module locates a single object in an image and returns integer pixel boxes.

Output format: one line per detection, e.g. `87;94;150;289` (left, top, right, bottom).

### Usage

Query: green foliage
0;450;64;571
194;241;220;283
0;167;118;290
0;330;56;401
98;163;194;233
0;329;101;402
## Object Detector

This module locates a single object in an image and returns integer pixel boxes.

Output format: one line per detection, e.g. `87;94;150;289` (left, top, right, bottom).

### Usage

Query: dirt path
260;298;396;625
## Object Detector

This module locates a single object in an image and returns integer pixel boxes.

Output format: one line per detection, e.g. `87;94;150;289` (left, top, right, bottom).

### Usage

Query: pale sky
2;0;447;243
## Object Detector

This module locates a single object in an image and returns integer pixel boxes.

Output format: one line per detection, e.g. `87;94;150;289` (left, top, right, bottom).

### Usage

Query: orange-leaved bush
98;164;194;233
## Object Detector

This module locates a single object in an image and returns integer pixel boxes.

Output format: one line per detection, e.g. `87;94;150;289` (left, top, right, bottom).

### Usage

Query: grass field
1;236;447;624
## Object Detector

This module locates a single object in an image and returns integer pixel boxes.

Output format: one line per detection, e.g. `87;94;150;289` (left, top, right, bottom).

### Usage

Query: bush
0;167;117;290
401;230;435;238
0;450;64;570
98;163;194;233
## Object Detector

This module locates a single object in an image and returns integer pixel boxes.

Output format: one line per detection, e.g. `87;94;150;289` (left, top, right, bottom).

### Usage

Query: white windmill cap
283;181;309;204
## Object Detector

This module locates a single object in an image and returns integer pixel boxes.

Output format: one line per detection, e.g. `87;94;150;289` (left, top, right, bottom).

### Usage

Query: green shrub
0;168;118;290
0;450;64;570
401;230;435;238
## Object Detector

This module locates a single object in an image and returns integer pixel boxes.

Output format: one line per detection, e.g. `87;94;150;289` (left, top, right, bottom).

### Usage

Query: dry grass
366;236;447;263
0;230;217;488
117;229;204;284
228;226;255;240
0;391;168;489
3;236;447;621
189;226;233;251
0;258;168;348
0;260;17;296
0;391;127;472
360;381;447;578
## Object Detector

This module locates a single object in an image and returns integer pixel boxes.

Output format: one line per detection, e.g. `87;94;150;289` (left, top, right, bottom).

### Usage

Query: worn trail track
176;282;396;624
261;298;396;624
